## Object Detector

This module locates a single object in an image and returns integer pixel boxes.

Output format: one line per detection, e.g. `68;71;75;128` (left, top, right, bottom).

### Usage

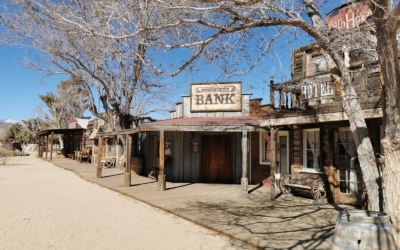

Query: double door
201;134;234;183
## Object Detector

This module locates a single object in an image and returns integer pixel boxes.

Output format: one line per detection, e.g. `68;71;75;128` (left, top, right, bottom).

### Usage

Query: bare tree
161;0;397;243
0;0;176;134
84;0;398;242
21;118;44;144
1;1;399;243
39;76;88;129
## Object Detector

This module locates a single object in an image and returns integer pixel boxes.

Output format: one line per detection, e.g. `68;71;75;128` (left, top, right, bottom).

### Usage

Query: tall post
97;136;103;178
41;136;44;158
158;130;166;191
124;135;132;187
241;126;248;195
280;90;285;109
38;137;42;158
80;133;84;163
45;135;49;160
291;92;297;108
50;132;54;161
270;76;275;106
270;127;276;201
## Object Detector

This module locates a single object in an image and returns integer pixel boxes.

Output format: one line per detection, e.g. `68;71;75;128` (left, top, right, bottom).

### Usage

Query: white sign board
301;82;334;99
190;82;242;112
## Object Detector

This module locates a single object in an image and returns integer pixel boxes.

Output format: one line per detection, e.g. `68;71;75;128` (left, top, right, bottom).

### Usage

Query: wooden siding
293;127;302;165
250;132;270;185
143;131;244;184
291;49;306;79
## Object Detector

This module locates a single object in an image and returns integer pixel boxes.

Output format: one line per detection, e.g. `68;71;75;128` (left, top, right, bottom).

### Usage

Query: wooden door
334;129;363;205
201;134;234;183
275;131;289;183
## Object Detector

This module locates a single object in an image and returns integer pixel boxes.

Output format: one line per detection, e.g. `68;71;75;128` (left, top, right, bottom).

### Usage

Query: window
303;129;320;170
307;54;327;76
338;128;362;195
260;131;271;164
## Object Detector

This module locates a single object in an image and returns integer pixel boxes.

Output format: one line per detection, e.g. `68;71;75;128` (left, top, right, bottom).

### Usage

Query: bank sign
190;82;242;112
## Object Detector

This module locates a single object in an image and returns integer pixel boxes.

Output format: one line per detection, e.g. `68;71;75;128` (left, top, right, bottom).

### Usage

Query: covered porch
97;116;265;194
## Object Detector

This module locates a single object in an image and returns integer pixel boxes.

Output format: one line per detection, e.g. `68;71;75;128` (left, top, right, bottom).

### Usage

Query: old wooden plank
261;108;383;126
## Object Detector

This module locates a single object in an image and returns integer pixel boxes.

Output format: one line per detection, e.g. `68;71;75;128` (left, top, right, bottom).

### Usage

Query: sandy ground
0;154;248;250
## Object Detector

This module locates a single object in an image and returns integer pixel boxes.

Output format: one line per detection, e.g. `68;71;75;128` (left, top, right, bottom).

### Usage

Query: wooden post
38;137;41;158
270;76;275;106
270;127;276;201
97;136;103;178
124;135;132;187
50;132;54;161
45;135;49;160
241;126;248;195
280;90;285;109
41;136;44;158
80;133;83;163
158;130;166;191
291;92;297;108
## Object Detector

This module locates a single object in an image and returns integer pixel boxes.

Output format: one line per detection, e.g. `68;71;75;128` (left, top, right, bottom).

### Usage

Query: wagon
279;173;327;200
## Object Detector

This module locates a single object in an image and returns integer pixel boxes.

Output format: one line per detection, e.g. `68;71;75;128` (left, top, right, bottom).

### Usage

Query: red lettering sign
326;4;373;31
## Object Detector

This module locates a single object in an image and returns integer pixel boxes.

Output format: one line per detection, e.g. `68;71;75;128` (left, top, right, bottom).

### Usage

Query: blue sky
0;44;69;122
0;44;290;123
0;29;305;123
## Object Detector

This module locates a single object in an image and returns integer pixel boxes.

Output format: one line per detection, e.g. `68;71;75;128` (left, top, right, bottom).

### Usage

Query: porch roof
98;116;265;137
37;128;86;137
138;116;263;132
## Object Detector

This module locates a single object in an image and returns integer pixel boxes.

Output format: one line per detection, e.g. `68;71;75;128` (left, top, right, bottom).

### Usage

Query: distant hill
0;119;17;140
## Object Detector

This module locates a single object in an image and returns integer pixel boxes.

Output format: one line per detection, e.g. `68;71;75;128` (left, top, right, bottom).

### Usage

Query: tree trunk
325;50;381;211
374;19;400;246
331;69;380;212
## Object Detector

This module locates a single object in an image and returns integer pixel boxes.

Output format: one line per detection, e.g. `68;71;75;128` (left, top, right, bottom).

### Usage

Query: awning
37;128;85;136
88;128;99;140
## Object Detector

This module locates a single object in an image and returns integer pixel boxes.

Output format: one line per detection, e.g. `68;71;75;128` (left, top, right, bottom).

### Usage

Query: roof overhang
260;108;383;126
98;116;266;137
37;128;86;137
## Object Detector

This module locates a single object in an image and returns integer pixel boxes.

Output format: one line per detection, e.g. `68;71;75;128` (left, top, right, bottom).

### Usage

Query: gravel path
0;155;247;250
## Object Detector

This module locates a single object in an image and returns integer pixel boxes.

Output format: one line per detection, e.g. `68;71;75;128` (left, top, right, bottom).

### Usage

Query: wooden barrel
332;210;395;250
130;157;143;175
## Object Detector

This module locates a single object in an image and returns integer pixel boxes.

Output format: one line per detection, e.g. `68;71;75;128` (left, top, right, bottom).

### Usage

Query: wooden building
37;118;89;160
97;82;273;193
262;2;383;206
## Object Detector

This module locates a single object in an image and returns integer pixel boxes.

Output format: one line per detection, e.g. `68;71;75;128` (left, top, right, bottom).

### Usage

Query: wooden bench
279;173;327;200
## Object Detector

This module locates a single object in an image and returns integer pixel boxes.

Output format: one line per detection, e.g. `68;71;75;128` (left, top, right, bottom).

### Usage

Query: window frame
259;131;271;165
337;127;362;195
301;128;321;173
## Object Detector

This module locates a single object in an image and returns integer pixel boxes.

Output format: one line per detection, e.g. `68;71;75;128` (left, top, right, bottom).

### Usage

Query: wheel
279;174;292;194
311;178;326;200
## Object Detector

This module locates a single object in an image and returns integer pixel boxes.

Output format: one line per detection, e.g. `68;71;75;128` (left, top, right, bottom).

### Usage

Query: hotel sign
190;82;242;112
301;82;334;99
326;4;373;31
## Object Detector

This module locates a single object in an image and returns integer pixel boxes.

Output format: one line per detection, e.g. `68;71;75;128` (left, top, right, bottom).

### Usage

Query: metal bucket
332;209;396;250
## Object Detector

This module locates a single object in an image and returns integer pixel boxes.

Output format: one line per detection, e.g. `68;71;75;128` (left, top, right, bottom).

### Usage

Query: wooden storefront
97;82;273;193
260;3;383;205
